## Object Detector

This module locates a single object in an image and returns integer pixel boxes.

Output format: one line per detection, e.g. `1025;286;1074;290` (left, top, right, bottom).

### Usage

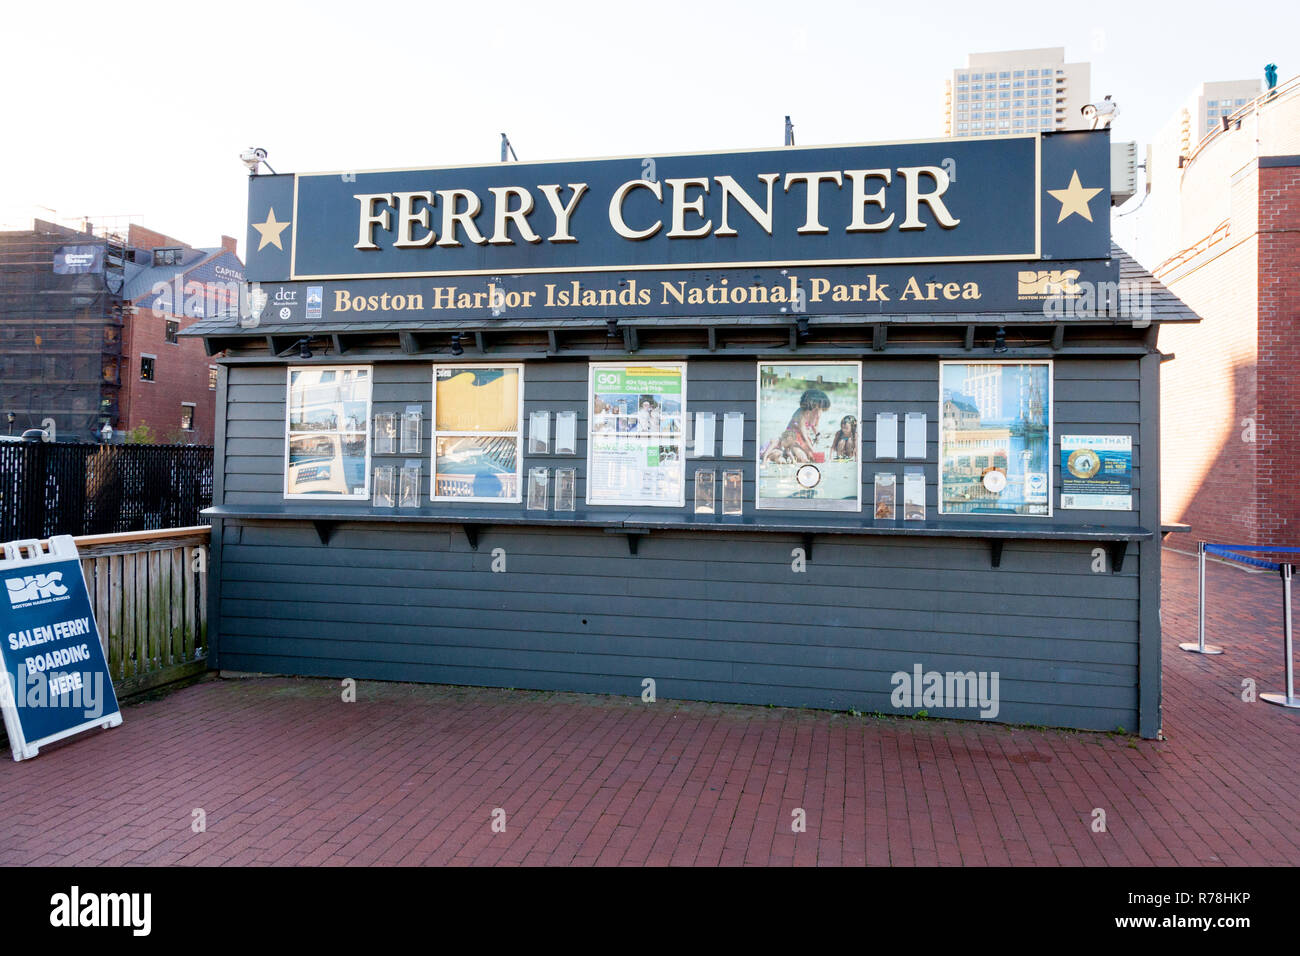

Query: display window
756;361;861;512
938;360;1052;516
284;366;373;499
586;363;686;507
431;364;524;502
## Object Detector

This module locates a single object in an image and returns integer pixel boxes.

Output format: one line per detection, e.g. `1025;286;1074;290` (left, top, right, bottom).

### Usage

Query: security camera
1081;96;1119;130
240;147;269;173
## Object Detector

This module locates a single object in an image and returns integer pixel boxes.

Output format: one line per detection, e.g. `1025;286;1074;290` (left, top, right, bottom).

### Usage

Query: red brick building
119;225;243;445
1141;77;1300;546
0;219;241;444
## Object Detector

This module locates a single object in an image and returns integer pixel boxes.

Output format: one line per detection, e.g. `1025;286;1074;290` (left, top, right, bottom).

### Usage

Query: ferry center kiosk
185;130;1197;738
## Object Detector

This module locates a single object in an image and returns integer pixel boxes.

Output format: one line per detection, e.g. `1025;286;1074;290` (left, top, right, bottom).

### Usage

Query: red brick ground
1;548;1296;866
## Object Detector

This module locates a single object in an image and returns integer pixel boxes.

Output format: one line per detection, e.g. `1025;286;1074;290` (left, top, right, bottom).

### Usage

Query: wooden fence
74;526;211;697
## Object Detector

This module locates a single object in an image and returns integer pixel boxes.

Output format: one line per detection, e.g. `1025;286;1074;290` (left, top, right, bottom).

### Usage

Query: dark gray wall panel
212;353;1150;734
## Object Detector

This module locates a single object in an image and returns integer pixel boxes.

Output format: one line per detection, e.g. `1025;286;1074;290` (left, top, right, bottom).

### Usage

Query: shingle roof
122;248;221;301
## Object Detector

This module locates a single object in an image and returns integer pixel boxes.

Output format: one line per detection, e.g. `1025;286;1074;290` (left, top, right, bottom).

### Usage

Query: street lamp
5;412;13;435
101;422;113;443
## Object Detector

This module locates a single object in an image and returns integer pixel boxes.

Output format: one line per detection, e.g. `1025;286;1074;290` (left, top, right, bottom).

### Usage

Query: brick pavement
0;548;1296;866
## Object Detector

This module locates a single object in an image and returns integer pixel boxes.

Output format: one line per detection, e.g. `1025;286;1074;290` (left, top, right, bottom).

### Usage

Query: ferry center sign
243;131;1111;320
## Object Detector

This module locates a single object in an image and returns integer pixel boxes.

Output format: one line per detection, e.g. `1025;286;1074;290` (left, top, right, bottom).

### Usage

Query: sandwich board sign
0;536;121;761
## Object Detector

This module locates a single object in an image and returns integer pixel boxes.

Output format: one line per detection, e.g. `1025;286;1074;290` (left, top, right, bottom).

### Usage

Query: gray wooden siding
214;354;1149;732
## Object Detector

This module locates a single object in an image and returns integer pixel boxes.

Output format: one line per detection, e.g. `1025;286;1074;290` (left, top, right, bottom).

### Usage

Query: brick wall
121;300;216;444
1158;158;1300;547
127;223;192;253
1255;163;1300;544
1159;236;1258;545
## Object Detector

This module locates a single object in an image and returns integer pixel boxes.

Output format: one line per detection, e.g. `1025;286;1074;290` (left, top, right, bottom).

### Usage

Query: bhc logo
6;572;67;606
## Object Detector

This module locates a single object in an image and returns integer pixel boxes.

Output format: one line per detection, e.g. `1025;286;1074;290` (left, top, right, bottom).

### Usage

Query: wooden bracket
1051;325;1065;350
708;327;717;352
474;331;487;353
547;329;558;354
801;533;815;562
462;524;480;551
964;325;976;350
872;324;888;351
1108;541;1128;573
626;531;647;555
622;326;639;352
312;521;336;546
989;539;1004;568
331;333;345;355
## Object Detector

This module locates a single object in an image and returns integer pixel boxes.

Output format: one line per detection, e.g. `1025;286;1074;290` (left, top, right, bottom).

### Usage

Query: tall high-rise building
1182;79;1262;144
943;47;1091;138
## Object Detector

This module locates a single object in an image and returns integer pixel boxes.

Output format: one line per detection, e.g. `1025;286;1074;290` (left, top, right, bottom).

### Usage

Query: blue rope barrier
1203;543;1300;572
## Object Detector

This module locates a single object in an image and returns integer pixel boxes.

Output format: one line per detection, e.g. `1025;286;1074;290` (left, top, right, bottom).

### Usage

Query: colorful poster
432;365;522;501
939;361;1052;517
587;364;685;506
757;362;861;511
1060;435;1132;510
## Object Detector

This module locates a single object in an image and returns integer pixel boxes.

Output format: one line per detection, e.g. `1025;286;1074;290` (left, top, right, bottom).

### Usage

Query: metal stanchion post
1182;539;1224;654
1261;563;1300;708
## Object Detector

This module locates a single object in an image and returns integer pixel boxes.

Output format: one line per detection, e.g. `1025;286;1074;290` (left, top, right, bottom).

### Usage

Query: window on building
140;355;155;382
431;364;523;502
957;122;969;131
1207;99;1218;107
181;403;195;432
165;319;179;344
1013;80;1024;88
285;366;372;499
152;247;182;267
1236;98;1247;105
958;73;969;81
1000;91;1011;100
939;361;1051;517
208;366;219;390
999;71;1010;79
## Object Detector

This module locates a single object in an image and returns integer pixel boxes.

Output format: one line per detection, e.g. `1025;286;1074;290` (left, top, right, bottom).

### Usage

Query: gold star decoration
1047;170;1104;223
252;208;291;251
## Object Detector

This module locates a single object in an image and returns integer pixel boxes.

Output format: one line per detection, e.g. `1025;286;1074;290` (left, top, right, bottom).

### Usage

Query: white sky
2;0;1294;258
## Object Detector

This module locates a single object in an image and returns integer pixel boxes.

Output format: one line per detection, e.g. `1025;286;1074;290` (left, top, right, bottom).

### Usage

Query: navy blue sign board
244;257;1119;327
0;536;122;761
245;131;1112;289
52;245;104;275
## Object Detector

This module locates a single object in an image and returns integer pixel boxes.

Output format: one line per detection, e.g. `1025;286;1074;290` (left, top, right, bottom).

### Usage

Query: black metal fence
0;442;213;540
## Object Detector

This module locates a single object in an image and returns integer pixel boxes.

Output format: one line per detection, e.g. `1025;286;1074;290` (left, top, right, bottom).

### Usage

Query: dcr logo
5;572;67;605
